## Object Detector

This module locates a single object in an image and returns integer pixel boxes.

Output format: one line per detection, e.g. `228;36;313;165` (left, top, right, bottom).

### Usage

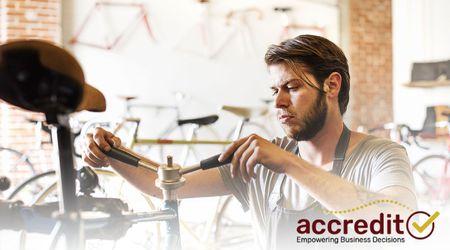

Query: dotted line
321;199;414;215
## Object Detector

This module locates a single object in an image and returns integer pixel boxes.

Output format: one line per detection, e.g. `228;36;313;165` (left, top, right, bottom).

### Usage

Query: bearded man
82;35;416;250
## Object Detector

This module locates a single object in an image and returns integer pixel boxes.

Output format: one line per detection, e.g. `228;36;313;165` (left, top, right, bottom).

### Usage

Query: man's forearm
284;156;415;219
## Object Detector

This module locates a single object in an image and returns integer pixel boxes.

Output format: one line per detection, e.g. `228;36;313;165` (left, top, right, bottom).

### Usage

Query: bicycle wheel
10;168;161;250
0;147;35;199
213;195;253;249
412;154;449;205
7;170;56;204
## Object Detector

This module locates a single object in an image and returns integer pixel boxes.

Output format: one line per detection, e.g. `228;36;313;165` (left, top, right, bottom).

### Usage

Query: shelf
403;80;450;88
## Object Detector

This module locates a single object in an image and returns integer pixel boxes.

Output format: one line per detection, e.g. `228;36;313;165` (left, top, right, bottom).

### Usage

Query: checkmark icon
412;211;440;233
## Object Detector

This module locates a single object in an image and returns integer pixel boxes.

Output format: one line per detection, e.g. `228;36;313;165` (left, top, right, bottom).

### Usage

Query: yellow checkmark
412;211;440;233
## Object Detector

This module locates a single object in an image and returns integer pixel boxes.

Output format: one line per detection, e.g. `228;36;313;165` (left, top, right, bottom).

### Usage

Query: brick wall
347;0;393;129
0;0;61;187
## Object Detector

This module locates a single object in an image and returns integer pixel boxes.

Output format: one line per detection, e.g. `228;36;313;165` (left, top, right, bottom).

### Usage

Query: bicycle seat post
47;114;83;250
155;156;184;250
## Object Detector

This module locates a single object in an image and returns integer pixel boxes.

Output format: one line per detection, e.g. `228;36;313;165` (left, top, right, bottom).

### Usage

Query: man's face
269;63;327;141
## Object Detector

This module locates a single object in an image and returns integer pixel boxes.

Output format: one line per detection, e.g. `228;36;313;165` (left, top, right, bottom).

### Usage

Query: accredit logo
295;211;439;242
296;213;404;235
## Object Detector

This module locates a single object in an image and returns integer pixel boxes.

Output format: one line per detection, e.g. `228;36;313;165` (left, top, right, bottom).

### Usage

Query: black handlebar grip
200;153;233;170
104;147;139;167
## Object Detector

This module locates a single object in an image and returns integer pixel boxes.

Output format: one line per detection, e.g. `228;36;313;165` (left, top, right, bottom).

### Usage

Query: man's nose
274;90;290;109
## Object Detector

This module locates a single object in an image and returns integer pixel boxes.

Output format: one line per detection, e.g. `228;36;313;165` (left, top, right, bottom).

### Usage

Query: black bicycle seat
177;115;219;126
0;40;105;115
274;7;292;12
118;95;138;101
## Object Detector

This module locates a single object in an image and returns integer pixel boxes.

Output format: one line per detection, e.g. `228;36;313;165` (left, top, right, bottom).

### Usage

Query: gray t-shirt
217;135;416;248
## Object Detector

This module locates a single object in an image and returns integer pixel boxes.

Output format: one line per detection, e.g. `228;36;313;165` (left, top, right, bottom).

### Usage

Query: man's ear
324;72;342;97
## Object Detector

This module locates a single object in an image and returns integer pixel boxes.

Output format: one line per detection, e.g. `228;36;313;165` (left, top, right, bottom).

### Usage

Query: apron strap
267;124;351;211
331;125;351;176
268;146;299;211
268;173;286;212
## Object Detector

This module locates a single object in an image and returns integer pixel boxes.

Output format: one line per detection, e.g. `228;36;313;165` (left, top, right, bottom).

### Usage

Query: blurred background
0;0;449;249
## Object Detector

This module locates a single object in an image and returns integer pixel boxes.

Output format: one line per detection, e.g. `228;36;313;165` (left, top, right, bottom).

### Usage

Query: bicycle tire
0;147;35;172
213;195;253;248
0;147;37;200
412;154;449;204
7;170;55;200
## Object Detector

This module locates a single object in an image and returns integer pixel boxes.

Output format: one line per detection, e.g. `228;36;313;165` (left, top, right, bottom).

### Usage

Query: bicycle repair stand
156;156;183;250
107;148;184;250
103;145;233;250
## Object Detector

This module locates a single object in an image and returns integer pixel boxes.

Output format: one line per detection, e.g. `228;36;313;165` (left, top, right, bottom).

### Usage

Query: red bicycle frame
70;1;156;50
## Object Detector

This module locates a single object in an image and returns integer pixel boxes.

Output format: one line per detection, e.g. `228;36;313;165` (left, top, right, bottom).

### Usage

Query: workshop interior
0;0;449;250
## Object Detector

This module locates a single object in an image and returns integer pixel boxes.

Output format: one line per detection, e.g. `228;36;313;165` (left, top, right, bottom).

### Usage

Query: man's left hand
218;134;294;182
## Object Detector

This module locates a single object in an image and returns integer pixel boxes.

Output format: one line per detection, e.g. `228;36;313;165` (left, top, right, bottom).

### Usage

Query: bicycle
69;0;156;50
173;0;263;59
274;6;326;42
81;94;225;166
364;115;450;208
411;113;450;207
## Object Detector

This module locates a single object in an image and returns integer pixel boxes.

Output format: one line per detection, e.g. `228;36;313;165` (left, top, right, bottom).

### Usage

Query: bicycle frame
173;2;262;59
274;6;326;42
70;1;155;50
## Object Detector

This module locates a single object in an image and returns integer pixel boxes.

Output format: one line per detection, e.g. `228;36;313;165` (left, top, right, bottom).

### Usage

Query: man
82;35;416;249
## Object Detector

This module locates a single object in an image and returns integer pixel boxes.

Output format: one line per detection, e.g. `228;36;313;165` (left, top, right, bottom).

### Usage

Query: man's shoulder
352;134;407;160
359;135;405;150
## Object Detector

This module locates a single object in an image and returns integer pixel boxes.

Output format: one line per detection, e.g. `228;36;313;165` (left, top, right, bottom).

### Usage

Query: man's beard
293;93;328;141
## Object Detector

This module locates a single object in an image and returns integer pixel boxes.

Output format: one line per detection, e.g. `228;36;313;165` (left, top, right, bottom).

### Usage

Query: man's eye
287;86;299;91
271;89;278;96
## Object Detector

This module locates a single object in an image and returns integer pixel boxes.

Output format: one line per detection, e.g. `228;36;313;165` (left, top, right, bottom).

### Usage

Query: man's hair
264;35;350;115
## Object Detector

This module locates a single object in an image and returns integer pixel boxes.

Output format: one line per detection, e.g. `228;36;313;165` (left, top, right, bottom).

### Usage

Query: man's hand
218;134;294;182
82;127;121;168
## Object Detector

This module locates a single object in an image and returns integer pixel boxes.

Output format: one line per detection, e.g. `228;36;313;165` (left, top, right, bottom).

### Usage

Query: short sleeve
217;164;250;211
369;142;416;195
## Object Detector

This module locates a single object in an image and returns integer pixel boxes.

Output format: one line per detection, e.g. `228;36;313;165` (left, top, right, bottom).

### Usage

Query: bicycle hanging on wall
70;1;156;50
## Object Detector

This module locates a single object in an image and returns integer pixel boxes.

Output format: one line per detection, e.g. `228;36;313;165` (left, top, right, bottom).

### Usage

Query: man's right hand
82;127;121;168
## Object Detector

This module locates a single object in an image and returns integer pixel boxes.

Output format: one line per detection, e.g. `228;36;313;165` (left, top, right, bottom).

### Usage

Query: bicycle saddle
177;115;219;126
0;40;105;114
221;105;268;119
274;7;292;12
118;95;138;101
